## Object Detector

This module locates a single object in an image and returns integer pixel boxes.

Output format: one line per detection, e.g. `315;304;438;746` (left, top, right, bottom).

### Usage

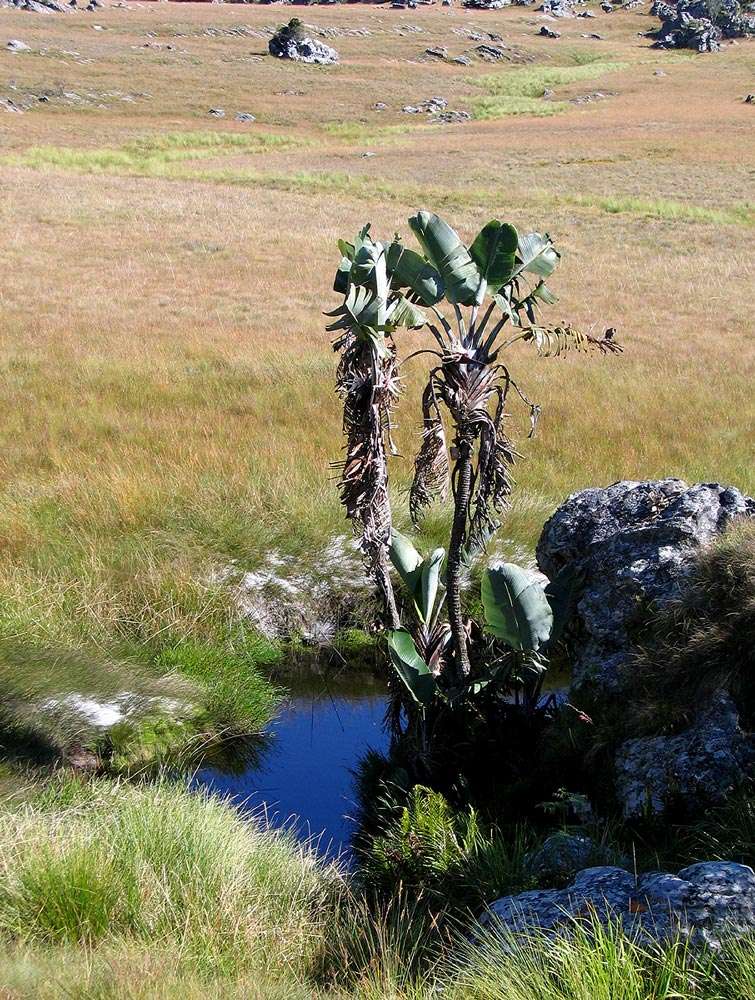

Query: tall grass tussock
0;777;752;999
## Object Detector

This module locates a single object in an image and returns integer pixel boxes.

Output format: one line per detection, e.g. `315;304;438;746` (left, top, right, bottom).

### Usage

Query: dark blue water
195;682;389;859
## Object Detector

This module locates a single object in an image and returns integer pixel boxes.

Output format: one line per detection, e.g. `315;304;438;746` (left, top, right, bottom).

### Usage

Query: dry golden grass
0;2;753;648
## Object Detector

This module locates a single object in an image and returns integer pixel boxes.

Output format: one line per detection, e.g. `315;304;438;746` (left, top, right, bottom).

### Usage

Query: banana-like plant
387;557;581;715
329;212;619;722
327;225;429;628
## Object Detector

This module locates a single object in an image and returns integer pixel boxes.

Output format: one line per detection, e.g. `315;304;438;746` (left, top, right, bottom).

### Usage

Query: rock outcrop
536;479;754;694
268;19;339;65
484;862;755;949
651;0;754;51
615;691;754;817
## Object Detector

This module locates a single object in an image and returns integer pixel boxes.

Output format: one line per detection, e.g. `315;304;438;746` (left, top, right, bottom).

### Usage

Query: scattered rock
746;93;754;103
615;691;754;817
7;39;30;52
539;0;576;14
234;112;256;123
540;25;562;37
208;108;225;118
581;31;605;37
434;109;472;123
474;43;511;60
268;18;339;65
464;0;512;7
654;67;668;74
453;54;472;65
402;96;448;113
571;90;614;102
373;101;388;110
484;862;755;949
601;1;614;9
651;0;754;52
425;46;449;58
536;479;755;694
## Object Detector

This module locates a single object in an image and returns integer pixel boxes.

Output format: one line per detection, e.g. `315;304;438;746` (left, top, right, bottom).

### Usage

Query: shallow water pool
194;674;389;859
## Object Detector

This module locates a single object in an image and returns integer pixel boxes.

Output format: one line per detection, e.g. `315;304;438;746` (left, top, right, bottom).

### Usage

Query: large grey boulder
615;691;754;817
268;21;339;65
484;862;755;949
536;479;754;693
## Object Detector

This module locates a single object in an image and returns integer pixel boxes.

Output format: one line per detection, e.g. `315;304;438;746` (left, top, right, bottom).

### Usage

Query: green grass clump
0;629;282;769
560;192;755;227
153;636;283;730
7;130;304;176
471;62;625;120
0;777;752;998
0;777;336;956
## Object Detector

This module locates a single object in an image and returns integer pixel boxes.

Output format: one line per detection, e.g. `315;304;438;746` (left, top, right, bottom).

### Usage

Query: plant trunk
367;348;400;630
372;531;400;629
446;431;473;682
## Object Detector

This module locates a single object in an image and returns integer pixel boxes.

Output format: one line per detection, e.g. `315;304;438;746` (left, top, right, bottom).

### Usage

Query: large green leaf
333;255;352;295
408;211;481;306
389;530;423;595
514;232;560;280
386;242;444;306
387;294;428;331
387;629;436;707
418;548;445;624
481;563;553;652
469;220;519;290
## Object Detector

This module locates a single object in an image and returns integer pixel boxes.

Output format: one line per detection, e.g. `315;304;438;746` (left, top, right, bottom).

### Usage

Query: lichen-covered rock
536;479;754;693
650;0;754;51
484;861;755;948
524;833;614;882
268;20;339;65
615;691;754;817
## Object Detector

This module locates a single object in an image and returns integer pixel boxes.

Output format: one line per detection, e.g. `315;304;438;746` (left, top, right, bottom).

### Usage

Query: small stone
7;40;30;53
373;101;388;110
540;26;562;37
745;93;754;103
208;108;225;118
234;112;256;123
425;47;449;59
654;69;667;75
453;55;472;65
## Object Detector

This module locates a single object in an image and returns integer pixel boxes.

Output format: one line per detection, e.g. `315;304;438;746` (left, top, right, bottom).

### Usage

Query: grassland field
0;1;753;705
0;5;754;994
